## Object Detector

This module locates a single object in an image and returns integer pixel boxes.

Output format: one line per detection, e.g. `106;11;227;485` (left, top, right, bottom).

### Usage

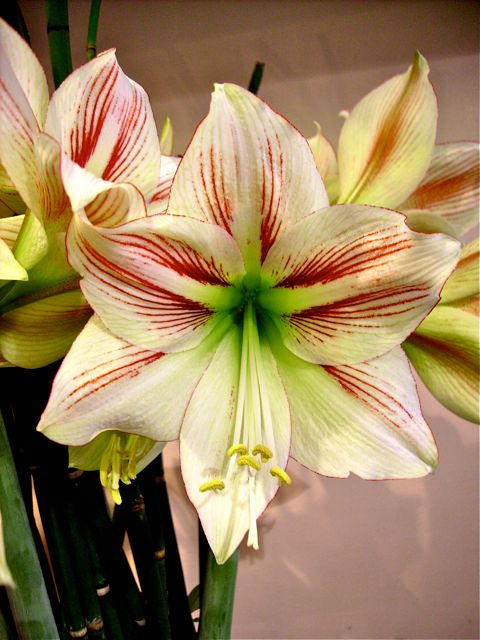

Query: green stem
0;412;59;640
120;481;171;639
139;455;195;639
32;469;87;639
77;473;145;635
198;546;239;640
45;0;73;87
247;62;265;95
86;0;102;60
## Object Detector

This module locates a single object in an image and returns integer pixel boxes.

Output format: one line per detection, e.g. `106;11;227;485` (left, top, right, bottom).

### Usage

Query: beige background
20;1;479;638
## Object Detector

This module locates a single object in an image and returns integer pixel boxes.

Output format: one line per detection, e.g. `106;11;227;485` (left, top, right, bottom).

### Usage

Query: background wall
20;1;479;638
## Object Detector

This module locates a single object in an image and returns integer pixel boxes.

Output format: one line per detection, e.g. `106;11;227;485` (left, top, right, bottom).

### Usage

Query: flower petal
168;83;328;269
0;163;26;216
147;155;180;216
308;121;338;183
401;143;480;239
0;289;92;368
0;18;48;125
0;238;27;281
59;150;146;225
337;52;437;208
259;205;460;364
180;324;291;563
37;314;226;445
404;305;479;423
441;238;479;304
45;50;161;201
67;211;243;351
159;116;173;156
0;214;23;249
269;328;437;478
0;23;43;214
403;209;458;236
11;212;48;271
69;431;164;474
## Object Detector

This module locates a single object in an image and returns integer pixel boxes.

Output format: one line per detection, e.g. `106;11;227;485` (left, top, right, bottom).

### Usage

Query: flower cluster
0;18;478;564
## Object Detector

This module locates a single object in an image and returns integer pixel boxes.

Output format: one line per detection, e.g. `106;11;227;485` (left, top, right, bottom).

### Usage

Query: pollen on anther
199;479;225;492
252;444;273;462
227;443;248;457
237;455;261;471
270;466;292;485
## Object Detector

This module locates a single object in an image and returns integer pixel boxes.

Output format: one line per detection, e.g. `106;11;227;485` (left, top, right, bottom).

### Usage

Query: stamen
270;467;292;485
236;454;261;471
252;444;273;462
199;479;225;492
227;443;248;457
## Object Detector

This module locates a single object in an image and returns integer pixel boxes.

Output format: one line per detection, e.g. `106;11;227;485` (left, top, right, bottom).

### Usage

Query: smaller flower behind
308;51;479;240
69;431;165;505
38;83;460;563
0;18;178;368
403;238;479;424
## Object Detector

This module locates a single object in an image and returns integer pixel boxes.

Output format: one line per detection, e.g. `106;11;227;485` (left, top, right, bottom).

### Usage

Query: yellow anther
236;455;261;471
227;444;248;457
199;479;225;493
270;466;292;485
252;444;273;463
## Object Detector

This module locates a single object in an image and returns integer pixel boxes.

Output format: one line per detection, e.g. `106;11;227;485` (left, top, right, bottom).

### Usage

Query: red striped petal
67;212;243;351
260;205;460;364
168;84;328;269
337;52;437;208
38;315;222;445
268;331;437;479
45;50;161;202
401;142;480;239
0;20;46;215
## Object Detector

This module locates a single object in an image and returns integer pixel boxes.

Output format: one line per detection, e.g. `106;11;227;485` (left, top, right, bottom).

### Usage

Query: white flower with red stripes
0;18;178;368
39;83;460;563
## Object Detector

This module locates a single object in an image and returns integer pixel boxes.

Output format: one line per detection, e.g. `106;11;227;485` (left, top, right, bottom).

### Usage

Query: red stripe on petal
67;349;163;408
287;285;431;343
70;62;118;168
279;228;412;288
324;364;416;429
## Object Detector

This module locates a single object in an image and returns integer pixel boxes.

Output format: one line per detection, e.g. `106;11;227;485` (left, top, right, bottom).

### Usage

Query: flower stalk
45;0;73;87
86;0;102;60
0;411;59;640
247;61;265;95
139;454;196;639
120;481;171;639
198;546;239;640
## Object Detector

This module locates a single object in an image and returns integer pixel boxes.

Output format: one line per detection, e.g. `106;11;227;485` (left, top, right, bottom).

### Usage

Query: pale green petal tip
159;116;173;156
413;50;429;74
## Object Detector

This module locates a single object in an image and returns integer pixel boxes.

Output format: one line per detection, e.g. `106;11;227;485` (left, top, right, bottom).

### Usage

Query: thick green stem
139;455;196;639
120;481;171;639
45;0;73;87
33;469;87;639
0;412;59;640
86;0;102;60
247;62;265;95
198;546;239;640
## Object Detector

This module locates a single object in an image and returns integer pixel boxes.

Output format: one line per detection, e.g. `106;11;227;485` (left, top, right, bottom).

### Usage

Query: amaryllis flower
404;238;479;423
0;18;176;367
309;52;479;239
38;83;459;562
